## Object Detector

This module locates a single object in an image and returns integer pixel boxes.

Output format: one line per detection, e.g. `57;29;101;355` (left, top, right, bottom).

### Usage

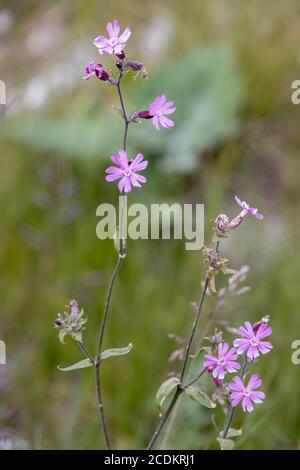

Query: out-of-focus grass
1;0;300;450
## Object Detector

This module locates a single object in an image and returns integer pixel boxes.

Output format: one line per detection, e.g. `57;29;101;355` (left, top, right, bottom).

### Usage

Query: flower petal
159;116;174;128
118;27;131;43
106;20;120;38
247;373;262;390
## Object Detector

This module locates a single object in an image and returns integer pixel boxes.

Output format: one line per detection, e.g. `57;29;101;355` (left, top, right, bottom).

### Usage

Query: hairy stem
95;256;123;449
180;276;209;383
95;64;129;449
77;340;95;363
147;387;183;450
147;277;209;450
147;240;220;449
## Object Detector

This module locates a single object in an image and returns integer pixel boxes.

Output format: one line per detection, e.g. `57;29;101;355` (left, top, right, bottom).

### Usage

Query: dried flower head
215;214;229;237
54;300;87;343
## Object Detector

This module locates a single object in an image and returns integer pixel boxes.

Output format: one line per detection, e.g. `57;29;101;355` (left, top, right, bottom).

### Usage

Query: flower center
218;357;226;366
110;37;118;46
244;388;251;397
156;110;162;116
124;169;132;177
250;337;258;346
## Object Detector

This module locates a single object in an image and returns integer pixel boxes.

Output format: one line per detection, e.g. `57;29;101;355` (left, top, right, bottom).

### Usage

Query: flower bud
125;60;148;79
212;376;223;388
137;110;152;120
116;51;126;60
215;214;229;235
227;215;243;230
252;315;270;333
95;69;110;81
116;60;123;70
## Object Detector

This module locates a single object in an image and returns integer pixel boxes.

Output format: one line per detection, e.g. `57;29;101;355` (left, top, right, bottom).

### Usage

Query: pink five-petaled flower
234;196;264;219
145;95;176;131
228;373;265;413
93;20;131;56
233;321;272;361
105;149;148;193
203;343;241;380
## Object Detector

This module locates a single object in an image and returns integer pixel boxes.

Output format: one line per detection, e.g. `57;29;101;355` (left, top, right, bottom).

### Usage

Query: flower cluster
54;300;87;344
84;19;176;193
204;318;272;413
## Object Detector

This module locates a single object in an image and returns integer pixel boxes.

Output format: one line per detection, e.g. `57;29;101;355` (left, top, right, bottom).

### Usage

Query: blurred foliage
0;0;300;450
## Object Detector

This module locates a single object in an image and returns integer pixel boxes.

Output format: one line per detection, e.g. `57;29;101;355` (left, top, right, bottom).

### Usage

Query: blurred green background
1;0;300;450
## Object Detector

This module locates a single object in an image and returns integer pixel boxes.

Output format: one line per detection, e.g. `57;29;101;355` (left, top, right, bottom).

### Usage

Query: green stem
147;240;220;450
77;341;95;363
95;64;129;449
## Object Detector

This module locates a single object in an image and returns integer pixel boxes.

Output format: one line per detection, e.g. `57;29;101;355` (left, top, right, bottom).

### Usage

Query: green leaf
58;358;93;371
185;386;216;409
100;343;133;360
220;428;242;438
155;377;180;414
217;437;235;450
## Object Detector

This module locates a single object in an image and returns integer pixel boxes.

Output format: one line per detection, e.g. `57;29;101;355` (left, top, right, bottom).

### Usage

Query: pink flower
204;343;241;380
228;373;265;412
139;95;175;131
105;149;148;193
93;20;131;56
233;321;272;361
83;61;109;81
234;196;264;220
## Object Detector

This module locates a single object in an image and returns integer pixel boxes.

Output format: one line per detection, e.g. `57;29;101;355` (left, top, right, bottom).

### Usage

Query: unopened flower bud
215;214;229;235
116;51;126;60
212;376;223;388
125;60;148;79
252;315;270;333
96;69;110;81
137;110;152;120
116;60;123;70
227;215;243;230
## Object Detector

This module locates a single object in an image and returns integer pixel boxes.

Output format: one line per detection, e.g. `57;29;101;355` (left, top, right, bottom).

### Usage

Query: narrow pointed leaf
58;358;93;371
185;386;216;408
100;343;133;360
